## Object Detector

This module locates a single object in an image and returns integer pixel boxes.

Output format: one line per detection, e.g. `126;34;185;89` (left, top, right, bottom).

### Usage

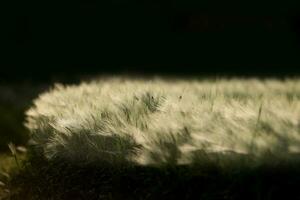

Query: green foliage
0;150;27;200
25;78;300;167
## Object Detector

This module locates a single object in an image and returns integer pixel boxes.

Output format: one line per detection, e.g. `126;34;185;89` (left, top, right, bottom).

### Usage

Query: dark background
1;0;300;81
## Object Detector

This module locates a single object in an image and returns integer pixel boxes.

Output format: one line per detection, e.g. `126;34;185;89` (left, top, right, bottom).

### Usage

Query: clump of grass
25;78;300;168
3;77;299;200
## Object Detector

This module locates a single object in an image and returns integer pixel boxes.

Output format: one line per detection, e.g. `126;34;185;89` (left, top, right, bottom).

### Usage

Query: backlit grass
25;77;300;168
5;77;300;200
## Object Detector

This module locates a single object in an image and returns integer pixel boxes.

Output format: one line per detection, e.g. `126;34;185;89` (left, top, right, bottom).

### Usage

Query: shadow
9;150;300;200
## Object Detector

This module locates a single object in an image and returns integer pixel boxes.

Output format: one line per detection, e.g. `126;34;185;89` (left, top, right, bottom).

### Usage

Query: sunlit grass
25;77;300;168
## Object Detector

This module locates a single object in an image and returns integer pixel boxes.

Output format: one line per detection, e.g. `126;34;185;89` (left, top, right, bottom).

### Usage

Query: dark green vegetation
5;152;300;200
0;151;26;199
0;105;27;152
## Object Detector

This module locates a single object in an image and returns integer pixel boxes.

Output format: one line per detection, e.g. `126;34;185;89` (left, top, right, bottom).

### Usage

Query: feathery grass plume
25;77;300;167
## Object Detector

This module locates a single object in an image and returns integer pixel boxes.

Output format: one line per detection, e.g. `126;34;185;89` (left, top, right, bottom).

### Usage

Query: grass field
3;77;300;199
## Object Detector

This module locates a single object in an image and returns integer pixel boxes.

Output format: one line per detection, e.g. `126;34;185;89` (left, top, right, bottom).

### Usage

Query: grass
0;155;14;199
9;155;300;200
5;77;300;199
0;148;26;200
26;77;300;167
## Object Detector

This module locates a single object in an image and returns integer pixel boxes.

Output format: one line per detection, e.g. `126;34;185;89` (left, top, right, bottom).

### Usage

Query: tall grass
25;77;300;168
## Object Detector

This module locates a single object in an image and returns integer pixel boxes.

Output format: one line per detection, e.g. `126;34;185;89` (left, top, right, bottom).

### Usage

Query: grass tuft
5;77;300;199
24;77;300;167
